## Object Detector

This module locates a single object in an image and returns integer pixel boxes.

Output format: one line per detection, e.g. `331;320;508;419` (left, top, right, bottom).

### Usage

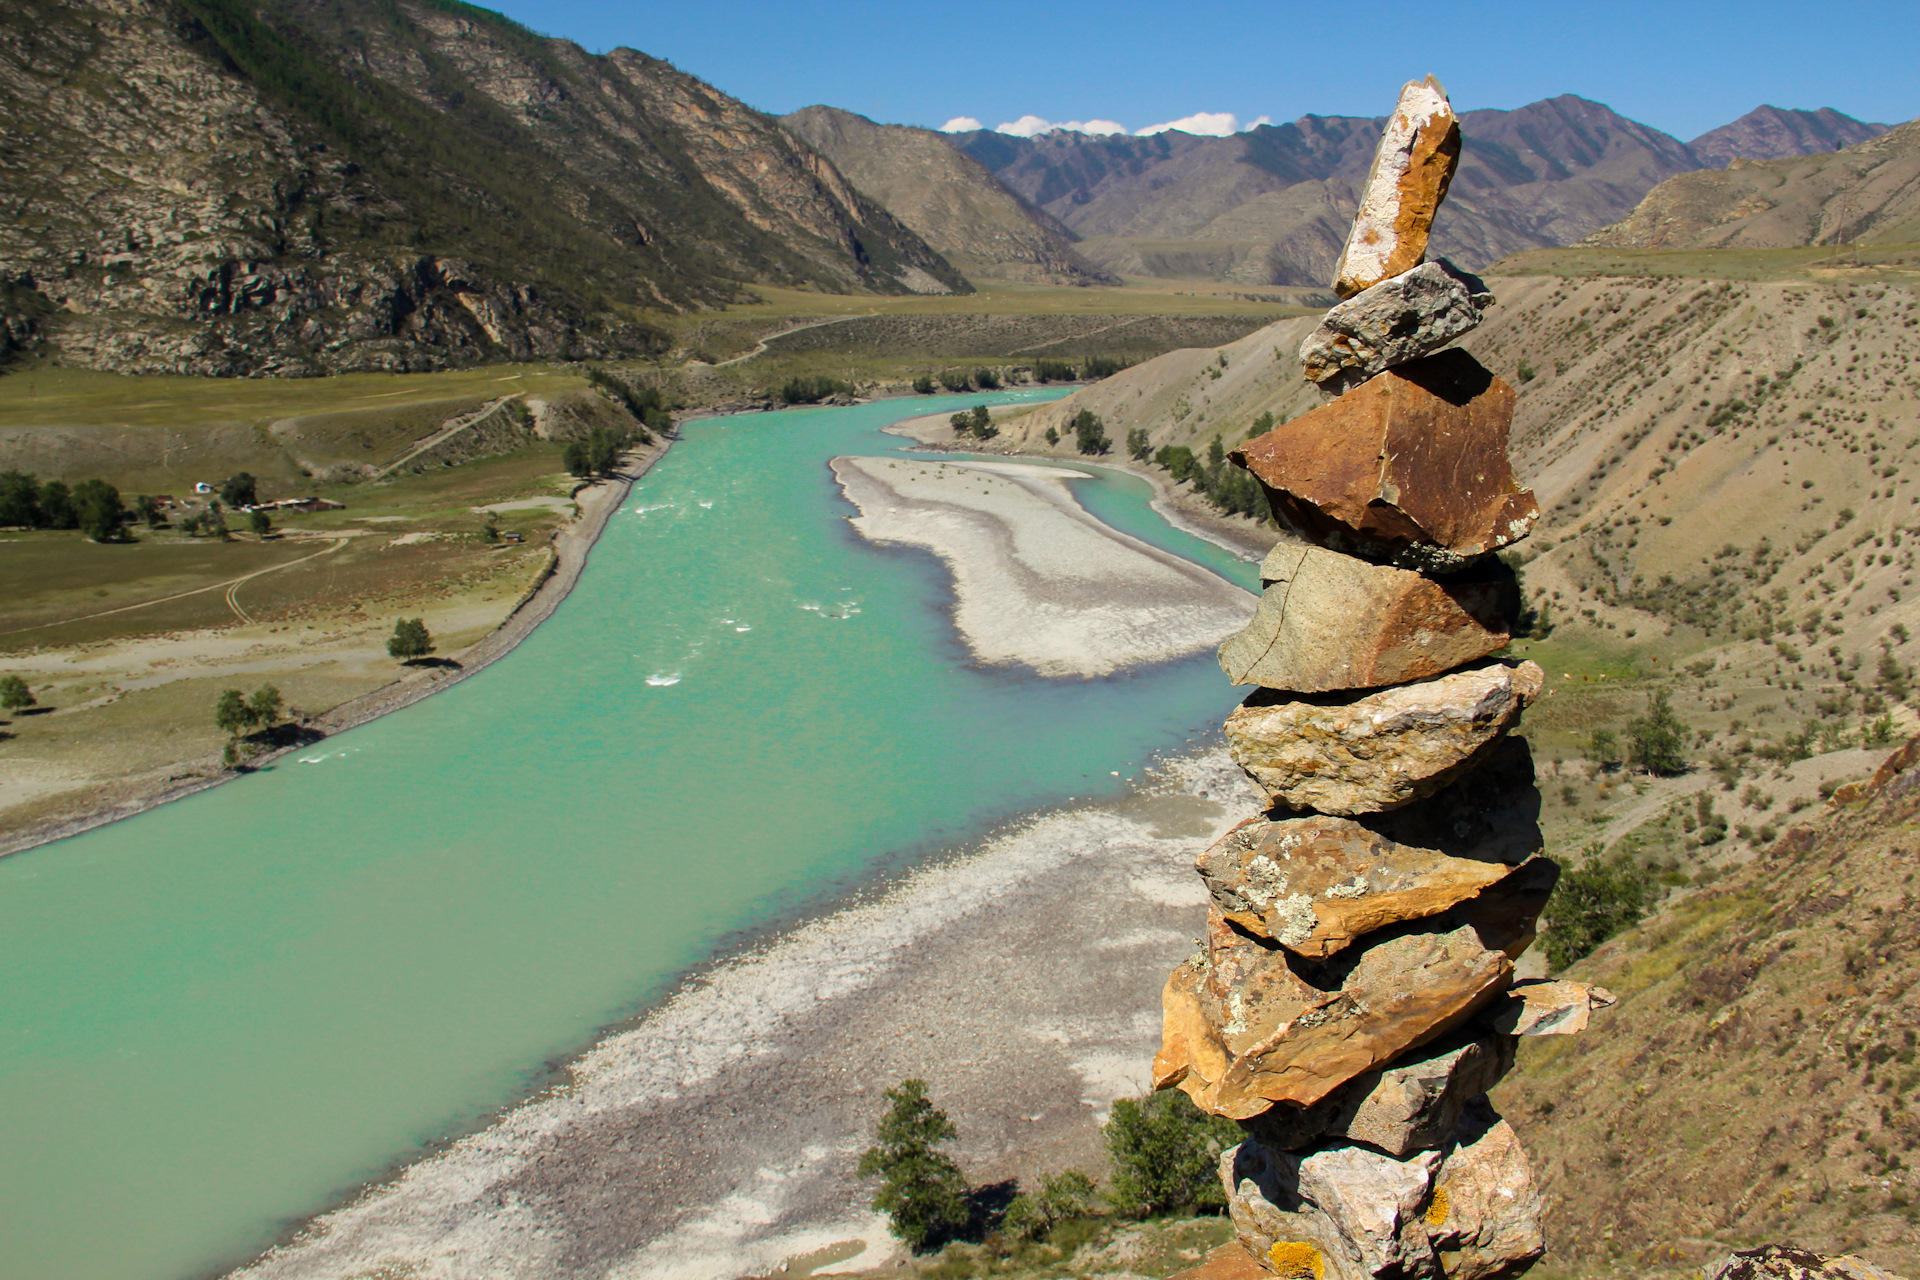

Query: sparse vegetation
1544;846;1656;971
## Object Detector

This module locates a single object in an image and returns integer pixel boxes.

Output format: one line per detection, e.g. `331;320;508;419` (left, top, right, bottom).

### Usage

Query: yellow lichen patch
1425;1185;1451;1227
1268;1241;1325;1279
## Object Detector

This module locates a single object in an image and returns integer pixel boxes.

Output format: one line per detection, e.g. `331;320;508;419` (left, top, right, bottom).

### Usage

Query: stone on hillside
1154;917;1514;1118
1301;259;1493;395
1487;979;1618;1036
1243;1033;1516;1159
1232;350;1538;573
1333;76;1462;299
1218;545;1515;694
1361;736;1542;865
1224;661;1544;814
1165;1241;1273;1280
1426;1104;1546;1280
1197;815;1516;959
1705;1246;1914;1280
1224;1135;1440;1280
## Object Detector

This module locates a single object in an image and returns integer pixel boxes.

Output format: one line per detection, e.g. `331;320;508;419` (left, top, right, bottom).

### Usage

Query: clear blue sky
481;0;1915;141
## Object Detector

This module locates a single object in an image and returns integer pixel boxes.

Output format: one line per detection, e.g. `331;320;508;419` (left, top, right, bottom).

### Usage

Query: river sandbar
830;456;1254;678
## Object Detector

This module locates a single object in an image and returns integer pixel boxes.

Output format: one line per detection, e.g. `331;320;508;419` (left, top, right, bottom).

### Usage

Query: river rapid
0;392;1259;1280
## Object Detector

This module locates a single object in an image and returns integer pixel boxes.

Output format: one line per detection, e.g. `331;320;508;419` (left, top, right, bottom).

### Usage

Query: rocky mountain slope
781;106;1111;286
1586;118;1920;250
1688;106;1889;170
1492;739;1920;1279
0;0;963;376
938;99;1888;288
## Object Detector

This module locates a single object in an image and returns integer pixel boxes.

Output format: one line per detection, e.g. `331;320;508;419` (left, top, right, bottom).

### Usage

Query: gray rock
1242;1033;1515;1158
1224;661;1543;814
1300;260;1493;395
1704;1246;1912;1280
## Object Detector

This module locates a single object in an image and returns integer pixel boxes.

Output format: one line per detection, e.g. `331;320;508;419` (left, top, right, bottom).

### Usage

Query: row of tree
1;469;283;542
859;1078;1236;1254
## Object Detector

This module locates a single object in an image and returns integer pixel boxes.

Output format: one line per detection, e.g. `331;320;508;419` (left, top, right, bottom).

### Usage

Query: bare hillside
781;106;1110;286
1586;118;1920;250
1689;106;1890;170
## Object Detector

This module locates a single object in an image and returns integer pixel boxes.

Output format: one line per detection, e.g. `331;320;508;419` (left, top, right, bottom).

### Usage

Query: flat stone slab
1487;979;1618;1036
1333;76;1462;300
1197;815;1520;958
1233;349;1538;573
1218;544;1515;694
1224;661;1544;813
1301;259;1492;396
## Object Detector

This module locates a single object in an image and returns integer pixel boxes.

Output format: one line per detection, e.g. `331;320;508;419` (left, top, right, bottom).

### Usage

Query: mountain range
923;100;1890;286
0;0;963;376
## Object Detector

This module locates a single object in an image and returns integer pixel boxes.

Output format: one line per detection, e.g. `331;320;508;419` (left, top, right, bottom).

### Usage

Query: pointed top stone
1333;77;1462;299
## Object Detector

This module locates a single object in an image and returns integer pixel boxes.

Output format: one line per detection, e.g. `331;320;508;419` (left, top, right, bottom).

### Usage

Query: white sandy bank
831;455;1254;678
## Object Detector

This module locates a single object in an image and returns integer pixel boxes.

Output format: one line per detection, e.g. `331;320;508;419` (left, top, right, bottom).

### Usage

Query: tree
1156;444;1198;484
0;470;40;527
481;510;502;543
249;509;273;538
220;472;257;508
1072;409;1111;455
1105;1091;1240;1217
588;427;622;477
972;367;1000;390
135;494;164;527
857;1079;970;1252
39;480;76;529
1627;688;1689;775
1543;847;1654;970
1044;426;1060;447
388;617;435;662
71;479;126;541
0;675;35;712
214;688;254;737
1126;427;1151;461
563;439;593;479
1587;727;1622;772
911;375;935;395
248;684;283;727
1000;1170;1097;1242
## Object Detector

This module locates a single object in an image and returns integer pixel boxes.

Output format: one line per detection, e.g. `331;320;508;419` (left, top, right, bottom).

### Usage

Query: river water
0;392;1258;1280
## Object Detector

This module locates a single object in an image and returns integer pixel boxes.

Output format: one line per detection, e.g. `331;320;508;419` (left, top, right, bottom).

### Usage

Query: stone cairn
1155;77;1615;1280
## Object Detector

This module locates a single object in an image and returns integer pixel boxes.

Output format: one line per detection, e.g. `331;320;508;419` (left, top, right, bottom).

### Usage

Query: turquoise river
0;392;1260;1280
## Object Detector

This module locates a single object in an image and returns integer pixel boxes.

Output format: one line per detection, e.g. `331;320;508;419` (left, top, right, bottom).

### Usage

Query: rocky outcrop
1155;78;1601;1280
0;0;965;375
1703;1247;1911;1280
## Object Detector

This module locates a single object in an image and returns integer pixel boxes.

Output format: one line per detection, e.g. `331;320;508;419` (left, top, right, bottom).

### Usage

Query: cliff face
0;0;964;376
781;106;1112;287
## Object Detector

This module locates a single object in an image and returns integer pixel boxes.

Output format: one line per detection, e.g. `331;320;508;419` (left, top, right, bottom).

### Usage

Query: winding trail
370;397;518;481
710;315;863;368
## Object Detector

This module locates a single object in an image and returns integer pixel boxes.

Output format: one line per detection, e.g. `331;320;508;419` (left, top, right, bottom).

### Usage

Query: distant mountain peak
1688;106;1890;169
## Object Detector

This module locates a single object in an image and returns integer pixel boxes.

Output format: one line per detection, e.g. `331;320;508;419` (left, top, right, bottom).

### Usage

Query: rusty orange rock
1333;76;1462;299
1232;350;1538;573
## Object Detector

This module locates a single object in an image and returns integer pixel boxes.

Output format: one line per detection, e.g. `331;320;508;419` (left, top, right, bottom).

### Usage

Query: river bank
235;745;1261;1280
0;434;671;858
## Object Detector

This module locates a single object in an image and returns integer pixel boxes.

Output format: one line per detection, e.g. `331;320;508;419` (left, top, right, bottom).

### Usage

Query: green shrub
999;1170;1097;1242
911;375;936;394
858;1079;970;1252
1072;410;1111;455
1031;359;1076;383
776;374;852;405
1627;688;1690;775
1126;427;1151;460
1544;847;1654;970
1105;1091;1239;1218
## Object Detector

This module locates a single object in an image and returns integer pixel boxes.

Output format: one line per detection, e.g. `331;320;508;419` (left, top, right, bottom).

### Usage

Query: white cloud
938;117;983;133
993;115;1130;138
1136;111;1242;137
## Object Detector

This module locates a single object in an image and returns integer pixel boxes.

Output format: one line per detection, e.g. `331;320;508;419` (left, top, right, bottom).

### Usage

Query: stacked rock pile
1154;77;1614;1280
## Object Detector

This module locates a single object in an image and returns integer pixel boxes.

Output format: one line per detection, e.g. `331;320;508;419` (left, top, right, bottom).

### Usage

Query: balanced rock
1301;260;1493;395
1218;544;1515;694
1333;76;1462;299
1224;661;1544;813
1487;979;1618;1036
1232;350;1538;573
1361;735;1541;865
1224;1105;1543;1280
1425;1104;1546;1280
1225;1136;1441;1280
1197;815;1519;958
1242;1033;1515;1159
1154;916;1513;1118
